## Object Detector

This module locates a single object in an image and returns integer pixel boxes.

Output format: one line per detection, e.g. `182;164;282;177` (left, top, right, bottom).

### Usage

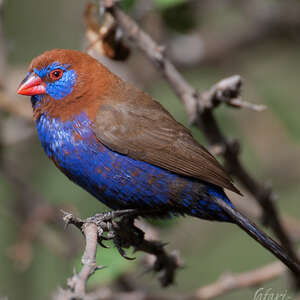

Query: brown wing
94;82;241;195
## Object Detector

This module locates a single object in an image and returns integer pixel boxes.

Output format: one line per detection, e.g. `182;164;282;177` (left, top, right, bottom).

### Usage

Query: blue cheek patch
46;69;77;100
34;62;77;100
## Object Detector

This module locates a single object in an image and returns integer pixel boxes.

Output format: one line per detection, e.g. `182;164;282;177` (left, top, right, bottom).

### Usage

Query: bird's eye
49;69;63;81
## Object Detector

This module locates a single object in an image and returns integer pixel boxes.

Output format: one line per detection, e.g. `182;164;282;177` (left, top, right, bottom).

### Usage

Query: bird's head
17;49;117;120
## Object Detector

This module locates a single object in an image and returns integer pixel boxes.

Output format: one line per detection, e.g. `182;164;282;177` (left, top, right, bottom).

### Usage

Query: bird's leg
87;208;139;224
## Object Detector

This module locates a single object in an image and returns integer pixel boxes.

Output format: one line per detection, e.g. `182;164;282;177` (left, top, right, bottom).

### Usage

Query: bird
17;49;300;275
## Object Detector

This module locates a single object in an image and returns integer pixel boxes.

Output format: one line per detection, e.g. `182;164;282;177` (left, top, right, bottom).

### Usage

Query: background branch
191;258;291;300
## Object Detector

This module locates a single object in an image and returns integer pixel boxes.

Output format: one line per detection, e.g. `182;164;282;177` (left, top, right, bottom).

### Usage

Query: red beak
17;73;46;96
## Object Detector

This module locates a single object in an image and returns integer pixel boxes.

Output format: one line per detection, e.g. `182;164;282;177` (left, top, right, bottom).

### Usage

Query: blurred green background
1;0;300;299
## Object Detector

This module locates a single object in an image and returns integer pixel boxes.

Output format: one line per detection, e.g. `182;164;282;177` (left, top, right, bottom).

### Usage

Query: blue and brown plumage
17;49;300;274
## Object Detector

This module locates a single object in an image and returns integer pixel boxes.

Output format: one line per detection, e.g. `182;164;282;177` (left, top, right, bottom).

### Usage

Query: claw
114;238;136;260
100;235;110;241
61;210;72;230
122;254;136;261
98;239;110;248
117;247;136;260
64;222;69;231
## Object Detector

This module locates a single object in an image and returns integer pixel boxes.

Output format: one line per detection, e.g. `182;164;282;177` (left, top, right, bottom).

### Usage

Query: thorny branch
102;0;300;284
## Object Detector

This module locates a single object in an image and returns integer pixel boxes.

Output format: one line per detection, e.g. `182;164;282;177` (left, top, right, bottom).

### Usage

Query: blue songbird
17;49;300;276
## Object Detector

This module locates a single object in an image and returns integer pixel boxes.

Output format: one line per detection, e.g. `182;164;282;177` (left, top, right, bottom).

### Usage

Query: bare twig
201;75;266;112
102;0;300;284
69;222;99;296
55;213;101;299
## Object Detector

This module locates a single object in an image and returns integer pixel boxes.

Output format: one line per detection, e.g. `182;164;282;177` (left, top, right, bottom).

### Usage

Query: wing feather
94;83;241;195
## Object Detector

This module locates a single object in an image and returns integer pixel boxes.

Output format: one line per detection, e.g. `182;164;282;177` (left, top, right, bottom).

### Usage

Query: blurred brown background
0;0;300;299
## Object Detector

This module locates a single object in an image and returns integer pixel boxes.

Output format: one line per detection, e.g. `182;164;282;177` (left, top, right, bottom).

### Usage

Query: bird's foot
110;216;145;260
61;209;182;286
79;209;142;259
62;209;140;256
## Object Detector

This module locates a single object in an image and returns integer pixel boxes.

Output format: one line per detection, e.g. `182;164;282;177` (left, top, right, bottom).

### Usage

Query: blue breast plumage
35;109;232;221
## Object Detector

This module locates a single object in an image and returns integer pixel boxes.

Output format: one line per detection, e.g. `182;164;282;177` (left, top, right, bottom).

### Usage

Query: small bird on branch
17;49;300;278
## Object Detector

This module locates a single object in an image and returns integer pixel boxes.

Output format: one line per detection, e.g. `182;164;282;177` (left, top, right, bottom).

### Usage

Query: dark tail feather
212;196;300;278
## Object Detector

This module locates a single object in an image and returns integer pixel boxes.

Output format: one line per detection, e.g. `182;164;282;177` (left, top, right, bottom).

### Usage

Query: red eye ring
49;69;63;81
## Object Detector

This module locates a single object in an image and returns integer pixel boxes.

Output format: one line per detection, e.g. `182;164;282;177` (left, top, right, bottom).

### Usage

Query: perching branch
55;209;296;300
54;210;182;299
102;0;300;284
67;221;99;297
